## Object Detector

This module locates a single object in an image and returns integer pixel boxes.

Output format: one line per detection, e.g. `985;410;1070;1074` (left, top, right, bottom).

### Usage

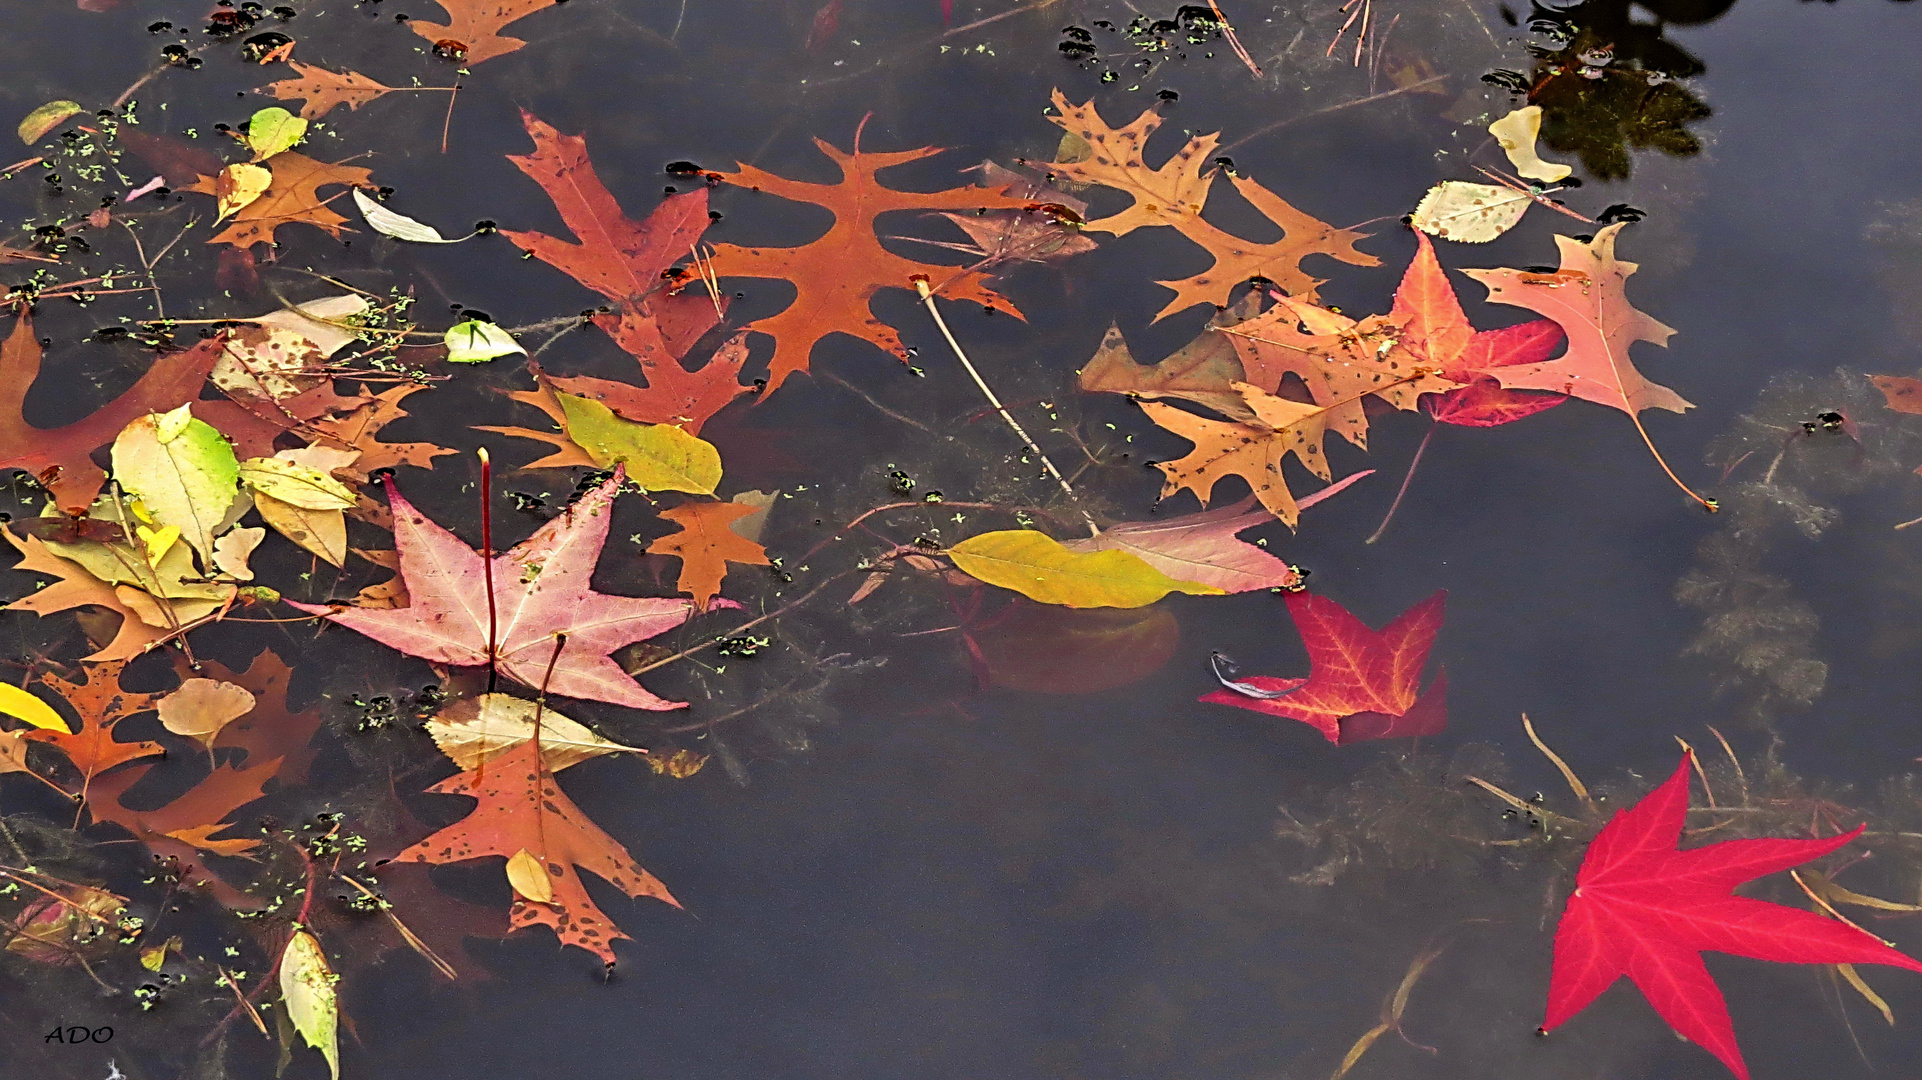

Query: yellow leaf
506;848;554;903
1410;181;1530;244
555;392;721;495
1488;105;1571;183
136;524;181;565
279;930;340;1080
947;530;1224;608
0;680;68;732
215;163;273;223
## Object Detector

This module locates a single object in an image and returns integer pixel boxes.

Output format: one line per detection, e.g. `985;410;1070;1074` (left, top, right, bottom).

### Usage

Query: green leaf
238;457;357;511
443;319;526;363
0;682;68;732
245;107;308;161
110;405;240;563
279;930;339;1080
555;393;721;495
948;529;1225;608
17;100;82;146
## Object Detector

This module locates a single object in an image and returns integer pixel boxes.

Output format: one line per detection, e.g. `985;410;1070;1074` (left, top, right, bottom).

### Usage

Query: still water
3;0;1922;1078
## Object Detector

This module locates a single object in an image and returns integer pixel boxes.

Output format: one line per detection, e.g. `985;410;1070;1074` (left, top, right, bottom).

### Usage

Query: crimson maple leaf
389;738;678;965
1199;590;1446;744
290;470;726;709
1543;753;1922;1080
1389;231;1566;428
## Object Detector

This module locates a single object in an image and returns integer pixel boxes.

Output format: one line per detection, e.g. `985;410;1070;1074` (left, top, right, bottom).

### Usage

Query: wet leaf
1059;500;1301;593
425;692;646;772
1199;590;1448;744
157;678;257;752
1489;105;1572;183
110;404;241;562
254;492;346;567
238;457;357;510
260;62;396;119
443;319;525;363
645;501;771;610
1043;91;1377;318
505;848;553;903
1141;382;1342;528
1410;181;1531;243
25;661;169;777
354;189;462;243
1077;294;1260;422
391;738;679;964
279;930;340;1080
0;680;69;732
645;748;708;778
407;0;558;65
1543;754;1922;1080
948;529;1224;608
555;393;722;495
213;162;273;222
185;152;374;249
969;601;1179;694
244;106;307;161
17;100;82;145
288;471;722;709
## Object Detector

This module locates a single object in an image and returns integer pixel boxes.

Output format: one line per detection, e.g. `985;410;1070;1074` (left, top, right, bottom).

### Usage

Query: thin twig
1220;76;1448;155
1365;422;1435;544
914;277;1097;536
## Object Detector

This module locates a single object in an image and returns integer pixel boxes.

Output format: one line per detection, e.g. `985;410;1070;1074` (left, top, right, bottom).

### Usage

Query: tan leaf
158;678;257;751
254;492;346;566
505;848;554;903
424;693;646;773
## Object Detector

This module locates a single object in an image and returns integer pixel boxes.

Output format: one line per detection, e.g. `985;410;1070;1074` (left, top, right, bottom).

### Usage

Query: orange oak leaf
1078;293;1260;422
501;114;746;429
407;0;558;66
707;124;1035;392
1141;382;1343;527
1199;590;1448;744
1463;223;1708;504
1037;91;1377;319
1226;295;1460;451
1872;375;1922;416
305;384;456;479
3;530;171;663
0;315;223;510
27;660;165;780
646;501;771;611
474;380;600;470
87;753;281;905
390;738;678;965
259;62;397;119
185;152;373;249
1463;223;1687;416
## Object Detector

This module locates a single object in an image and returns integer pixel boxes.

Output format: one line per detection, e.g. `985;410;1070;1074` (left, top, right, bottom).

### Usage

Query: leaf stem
1627;409;1716;511
912;277;1098;537
1364;421;1435;544
477;448;499;693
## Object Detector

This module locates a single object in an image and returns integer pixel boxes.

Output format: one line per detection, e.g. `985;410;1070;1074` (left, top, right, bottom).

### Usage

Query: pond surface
3;1;1922;1078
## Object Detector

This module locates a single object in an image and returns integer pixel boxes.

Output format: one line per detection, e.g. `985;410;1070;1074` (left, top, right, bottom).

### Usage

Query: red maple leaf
1389;231;1565;428
1199;590;1446;744
1543;753;1922;1079
389;738;678;965
289;470;722;709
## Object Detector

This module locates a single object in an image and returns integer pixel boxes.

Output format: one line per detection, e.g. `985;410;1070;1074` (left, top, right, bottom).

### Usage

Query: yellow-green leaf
0;681;68;732
110;405;240;563
245;106;307;161
17;100;81;146
279;930;339;1080
214;162;273;223
948;530;1225;608
556;392;721;495
443;319;525;363
239;457;357;510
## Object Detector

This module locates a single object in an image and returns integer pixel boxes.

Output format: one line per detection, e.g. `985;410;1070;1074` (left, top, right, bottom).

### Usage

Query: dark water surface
4;1;1922;1078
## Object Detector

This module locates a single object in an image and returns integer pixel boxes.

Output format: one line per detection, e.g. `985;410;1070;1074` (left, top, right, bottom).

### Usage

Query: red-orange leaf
0;315;222;510
646;501;771;611
27;660;165;780
390;738;678;965
1200;590;1447;744
185;152;373;249
707;128;1034;391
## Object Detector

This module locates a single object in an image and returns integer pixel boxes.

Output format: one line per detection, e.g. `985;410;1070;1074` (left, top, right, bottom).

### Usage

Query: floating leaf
444;319;525;363
425;693;646;772
505;848;554;903
1410;181;1530;243
948;530;1224;609
645;501;770;610
354;189;463;243
238;457;356;510
0;681;68;732
555;393;721;495
254;492;346;567
279;930;340;1080
1488;105;1571;183
244;106;307;161
17;100;81;145
213;162;274;223
157;678;257;752
110;404;240;563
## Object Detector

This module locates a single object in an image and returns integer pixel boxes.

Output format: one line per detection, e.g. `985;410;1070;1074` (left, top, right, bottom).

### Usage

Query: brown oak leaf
185;152;373;249
407;0;558;66
259;62;397;120
27;660;165;782
645;501;771;611
1142;382;1340;527
1038;91;1377;320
